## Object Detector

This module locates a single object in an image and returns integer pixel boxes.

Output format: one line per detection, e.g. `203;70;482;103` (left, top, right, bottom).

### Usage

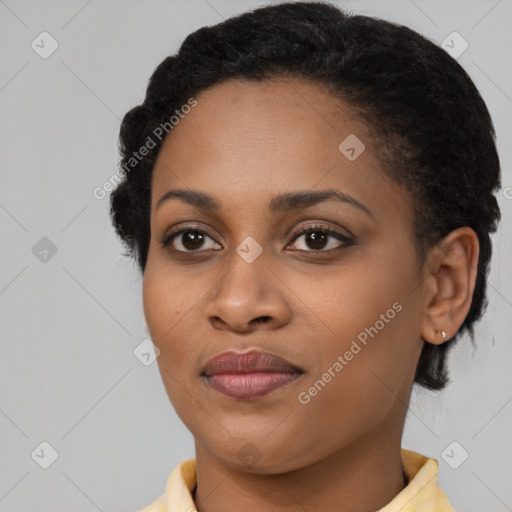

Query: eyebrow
156;188;374;219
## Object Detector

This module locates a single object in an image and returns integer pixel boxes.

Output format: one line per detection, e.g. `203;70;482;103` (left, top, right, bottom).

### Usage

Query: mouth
201;349;304;400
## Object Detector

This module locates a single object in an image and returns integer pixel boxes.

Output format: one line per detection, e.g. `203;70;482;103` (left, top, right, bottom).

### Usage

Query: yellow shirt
138;448;456;512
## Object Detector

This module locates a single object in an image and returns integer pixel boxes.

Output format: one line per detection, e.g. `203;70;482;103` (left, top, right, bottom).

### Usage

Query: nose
204;256;291;334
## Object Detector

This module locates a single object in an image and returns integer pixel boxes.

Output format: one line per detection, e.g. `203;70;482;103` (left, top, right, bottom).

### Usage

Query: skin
142;77;479;512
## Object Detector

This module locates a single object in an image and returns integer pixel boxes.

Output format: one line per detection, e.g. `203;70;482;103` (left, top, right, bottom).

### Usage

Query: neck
193;423;407;512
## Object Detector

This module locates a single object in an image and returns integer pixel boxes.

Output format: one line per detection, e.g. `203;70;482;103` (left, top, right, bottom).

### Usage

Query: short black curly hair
110;1;501;391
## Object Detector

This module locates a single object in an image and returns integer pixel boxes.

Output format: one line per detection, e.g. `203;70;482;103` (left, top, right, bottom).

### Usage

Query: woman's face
143;77;427;472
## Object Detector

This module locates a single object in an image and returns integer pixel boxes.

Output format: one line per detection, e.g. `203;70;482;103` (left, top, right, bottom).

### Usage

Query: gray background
1;0;511;511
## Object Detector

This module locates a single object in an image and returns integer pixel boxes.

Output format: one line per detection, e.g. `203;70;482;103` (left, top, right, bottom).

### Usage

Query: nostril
254;316;271;324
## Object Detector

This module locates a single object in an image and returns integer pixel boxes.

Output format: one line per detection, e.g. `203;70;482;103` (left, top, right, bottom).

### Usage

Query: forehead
151;77;413;223
156;77;361;159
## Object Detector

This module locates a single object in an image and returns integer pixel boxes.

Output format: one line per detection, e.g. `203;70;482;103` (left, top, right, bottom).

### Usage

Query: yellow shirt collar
138;448;456;512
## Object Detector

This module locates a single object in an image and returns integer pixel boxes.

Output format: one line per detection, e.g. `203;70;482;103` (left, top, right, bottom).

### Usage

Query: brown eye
161;228;221;252
288;225;353;252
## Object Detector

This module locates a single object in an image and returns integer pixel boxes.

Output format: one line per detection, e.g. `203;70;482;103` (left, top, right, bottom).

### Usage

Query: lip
202;349;303;400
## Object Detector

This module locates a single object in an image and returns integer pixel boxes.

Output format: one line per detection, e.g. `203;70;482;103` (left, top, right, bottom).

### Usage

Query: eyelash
159;223;354;255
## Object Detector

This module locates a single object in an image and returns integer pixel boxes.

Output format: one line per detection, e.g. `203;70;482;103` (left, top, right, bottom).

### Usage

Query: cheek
143;253;192;327
143;268;205;421
142;263;196;363
296;254;421;397
293;262;401;344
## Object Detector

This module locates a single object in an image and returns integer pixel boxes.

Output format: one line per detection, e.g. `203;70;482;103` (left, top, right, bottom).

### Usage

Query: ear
421;227;479;345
